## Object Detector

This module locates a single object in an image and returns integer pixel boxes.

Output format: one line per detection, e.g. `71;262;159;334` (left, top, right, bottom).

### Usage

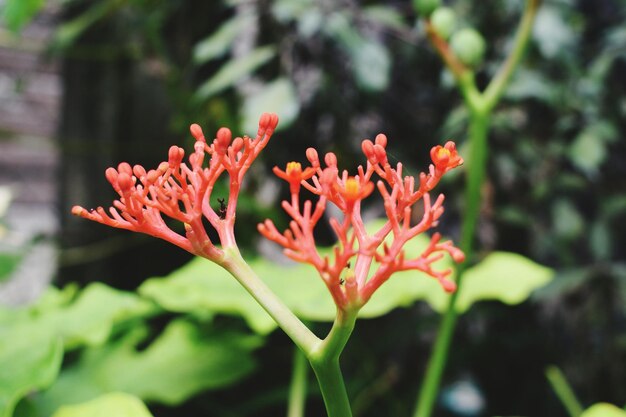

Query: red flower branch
258;135;465;311
72;113;279;263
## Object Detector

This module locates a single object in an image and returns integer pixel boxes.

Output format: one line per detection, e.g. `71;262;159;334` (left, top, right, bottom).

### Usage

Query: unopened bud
117;172;134;191
324;152;337;167
117;162;132;175
306;148;319;167
133;165;146;179
374;134;387;148
361;140;375;160
190;124;204;141
168;146;184;166
105;167;118;185
216;127;232;151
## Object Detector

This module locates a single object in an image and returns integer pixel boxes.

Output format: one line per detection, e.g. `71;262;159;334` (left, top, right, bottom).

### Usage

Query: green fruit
450;28;486;67
413;0;441;17
431;7;456;40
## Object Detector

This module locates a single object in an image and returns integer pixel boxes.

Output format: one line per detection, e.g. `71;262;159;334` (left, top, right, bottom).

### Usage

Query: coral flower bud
168;146;184;167
71;205;85;216
118;162;132;176
117;172;134;191
306;148;319;166
216;127;232;149
375;133;387;147
133;165;146;179
105;167;118;185
361;140;375;161
258;112;279;135
325;152;337;167
190;123;204;141
440;278;457;293
373;144;387;163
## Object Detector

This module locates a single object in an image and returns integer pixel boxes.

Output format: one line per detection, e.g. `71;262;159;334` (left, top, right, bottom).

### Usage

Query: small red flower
430;141;463;173
273;161;315;194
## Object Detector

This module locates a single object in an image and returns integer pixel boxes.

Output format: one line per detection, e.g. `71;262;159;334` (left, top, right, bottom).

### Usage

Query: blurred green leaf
445;252;554;313
51;393;153;417
0;253;21;283
1;0;45;32
193;13;254;64
552;199;584;241
569;122;617;175
505;70;558;104
363;6;407;30
51;0;122;51
139;231;449;333
33;319;262;413
0;336;62;417
141;219;553;330
580;403;626;417
324;12;390;91
241;78;300;134
194;46;276;101
0;283;154;350
351;39;391;92
532;5;579;58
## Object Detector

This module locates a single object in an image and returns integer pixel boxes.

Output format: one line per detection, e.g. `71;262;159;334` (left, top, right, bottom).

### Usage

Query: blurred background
0;0;625;416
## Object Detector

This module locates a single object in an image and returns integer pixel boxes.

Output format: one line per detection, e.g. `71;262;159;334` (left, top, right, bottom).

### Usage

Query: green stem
413;2;540;416
413;111;490;417
287;347;309;417
545;366;584;417
483;0;542;112
222;248;321;354
309;310;358;417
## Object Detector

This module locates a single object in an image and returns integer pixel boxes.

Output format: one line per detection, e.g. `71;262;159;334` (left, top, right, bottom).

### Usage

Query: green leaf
50;0;121;51
569;122;617;176
0;336;63;417
32;320;261;413
581;403;626;417
139;228;453;332
194;46;276;101
193;13;255;64
51;393;154;417
0;283;154;350
241;78;300;134
0;253;22;283
449;252;555;313
350;39;391;92
1;0;45;32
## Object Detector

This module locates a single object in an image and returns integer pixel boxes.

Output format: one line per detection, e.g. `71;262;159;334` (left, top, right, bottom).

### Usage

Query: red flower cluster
258;135;465;310
72;113;279;262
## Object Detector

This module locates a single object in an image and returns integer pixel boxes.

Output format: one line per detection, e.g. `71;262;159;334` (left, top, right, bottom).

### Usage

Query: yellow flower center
344;178;360;200
436;148;451;160
286;161;302;175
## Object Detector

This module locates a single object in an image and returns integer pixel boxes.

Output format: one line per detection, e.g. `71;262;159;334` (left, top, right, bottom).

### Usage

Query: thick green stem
287;347;309;417
222;248;321;354
413;2;540;416
309;310;358;417
413;111;490;417
545;366;584;417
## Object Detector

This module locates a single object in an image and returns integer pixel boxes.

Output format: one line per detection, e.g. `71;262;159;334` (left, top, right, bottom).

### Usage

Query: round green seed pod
450;28;486;67
413;0;441;17
430;7;456;40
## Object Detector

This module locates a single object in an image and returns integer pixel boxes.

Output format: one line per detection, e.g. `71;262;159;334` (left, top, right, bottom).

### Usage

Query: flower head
259;135;464;311
72;113;279;263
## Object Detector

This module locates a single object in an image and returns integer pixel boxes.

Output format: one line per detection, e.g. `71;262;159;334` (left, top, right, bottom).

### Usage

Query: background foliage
1;0;625;416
